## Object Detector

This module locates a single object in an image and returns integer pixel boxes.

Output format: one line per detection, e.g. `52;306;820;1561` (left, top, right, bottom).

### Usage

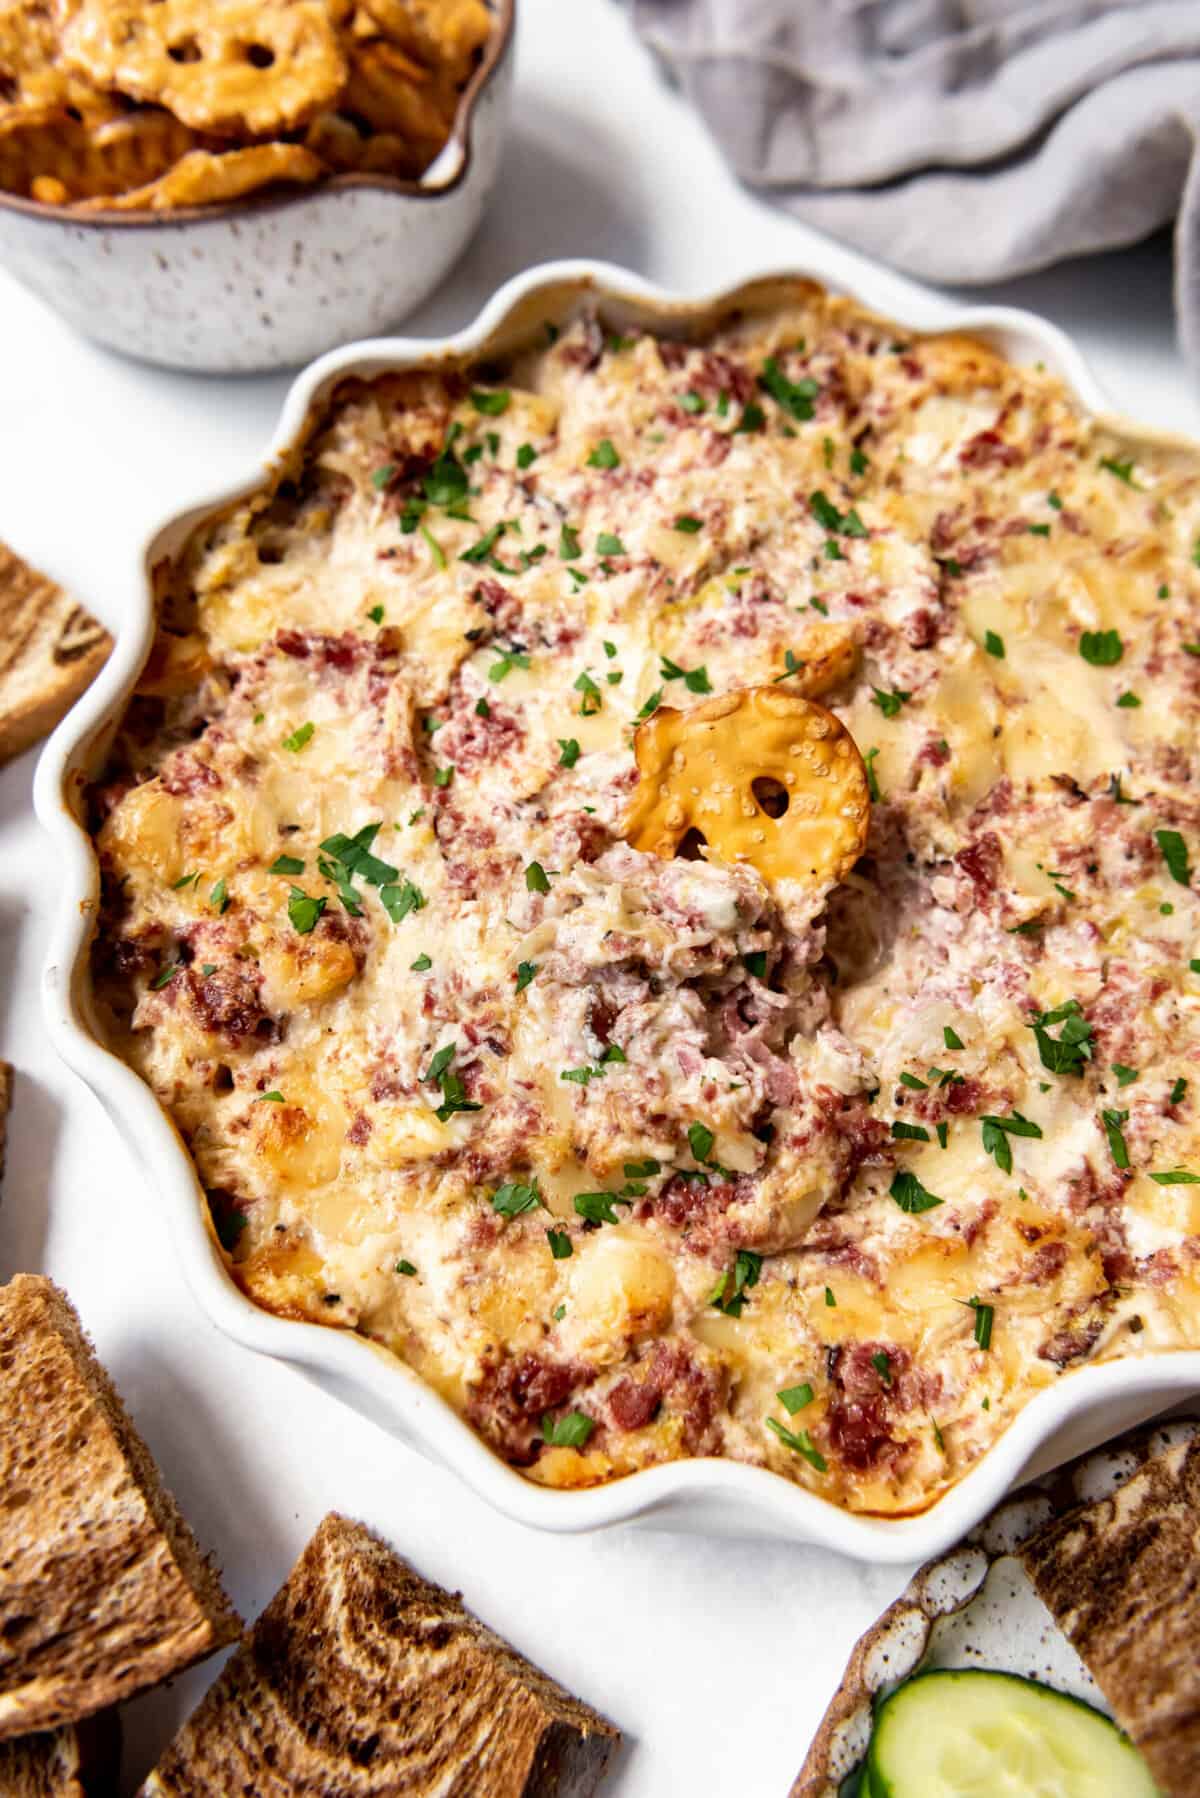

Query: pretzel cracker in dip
87;284;1200;1514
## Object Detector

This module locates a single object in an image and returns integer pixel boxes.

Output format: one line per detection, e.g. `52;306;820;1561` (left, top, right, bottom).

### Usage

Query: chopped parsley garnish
673;515;703;533
1113;1064;1139;1087
1079;629;1123;666
892;1121;930;1142
744;951;768;978
542;1410;594;1449
150;964;179;989
410;953;432;972
1047;491;1063;510
765;1418;826;1470
525;861;550;894
773;650;806;683
872;686;910;718
287;887;326;934
659;655;711;695
475;696;491;719
1028;999;1093;1076
710;1249;762;1317
256;1091;284;1104
488;647;531;683
825;1286;837;1307
759;357;819;421
596;531;626;556
380;879;425;924
367;604;384;624
432;765;454;789
574;1190;630;1225
209;876;229;915
514;960;537;993
898;1071;928;1091
1116;692;1142;709
635;688;663;722
1028;523;1051;537
850;446;869;475
681;390;705;414
559;523;582;560
983;630;1005;659
1101;1107;1131;1169
371;463;395;490
546;1227;573;1260
1099;455;1140;487
172;871;200;889
624;1159;660;1178
1170;1076;1188;1104
936;1123;949;1149
491;1180;543;1218
587;439;620;470
574;670;603;715
281;722;314;752
1156;829;1191;886
471;387;510;415
516;443;536;470
200;964;216;976
395;1259;417;1276
424;1042;481;1122
980;1110;1042;1174
460;522;507;566
320;822;398;895
734;402;765;433
863;746;882;802
944;1026;964;1051
967;1298;994;1350
809;490;867;538
423;427;468;508
1149;1169;1200;1184
420;524;447;570
871;1351;892;1386
889;1170;943;1214
687;1121;715;1164
778;1382;813;1414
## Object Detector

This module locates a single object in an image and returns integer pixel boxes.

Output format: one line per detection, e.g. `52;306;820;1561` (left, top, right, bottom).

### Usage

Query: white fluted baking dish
35;258;1200;1557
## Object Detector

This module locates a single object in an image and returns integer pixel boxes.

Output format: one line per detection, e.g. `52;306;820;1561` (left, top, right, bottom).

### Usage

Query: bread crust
140;1511;619;1796
0;544;110;766
0;1711;121;1796
0;1275;241;1738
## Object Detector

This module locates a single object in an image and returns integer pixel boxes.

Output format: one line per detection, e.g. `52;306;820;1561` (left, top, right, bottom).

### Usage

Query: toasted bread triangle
141;1512;619;1796
0;1276;241;1739
0;544;110;765
1022;1433;1200;1797
0;1711;121;1797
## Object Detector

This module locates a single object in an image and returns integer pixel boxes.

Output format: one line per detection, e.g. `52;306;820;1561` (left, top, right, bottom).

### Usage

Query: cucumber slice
866;1669;1160;1798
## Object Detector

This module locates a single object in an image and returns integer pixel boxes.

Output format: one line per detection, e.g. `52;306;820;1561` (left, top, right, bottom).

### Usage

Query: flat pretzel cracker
0;0;116;114
0;101;192;198
340;35;454;159
59;0;347;136
624;686;870;890
79;140;323;208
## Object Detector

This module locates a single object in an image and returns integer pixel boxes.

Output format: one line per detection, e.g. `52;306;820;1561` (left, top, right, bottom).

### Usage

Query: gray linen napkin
633;0;1200;371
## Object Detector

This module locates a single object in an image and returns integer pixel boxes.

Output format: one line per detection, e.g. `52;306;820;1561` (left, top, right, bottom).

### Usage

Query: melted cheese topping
89;292;1200;1515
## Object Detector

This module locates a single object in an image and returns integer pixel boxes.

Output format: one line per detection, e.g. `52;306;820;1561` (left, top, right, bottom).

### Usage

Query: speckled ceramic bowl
0;0;514;373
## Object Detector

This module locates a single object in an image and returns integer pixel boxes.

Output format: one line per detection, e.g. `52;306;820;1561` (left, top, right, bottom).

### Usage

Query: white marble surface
0;3;1195;1791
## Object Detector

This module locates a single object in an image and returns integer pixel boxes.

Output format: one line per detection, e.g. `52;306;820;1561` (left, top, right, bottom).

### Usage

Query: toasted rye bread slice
0;1061;10;1189
140;1512;619;1796
0;1712;121;1797
0;544;110;766
1022;1432;1200;1798
0;1276;242;1739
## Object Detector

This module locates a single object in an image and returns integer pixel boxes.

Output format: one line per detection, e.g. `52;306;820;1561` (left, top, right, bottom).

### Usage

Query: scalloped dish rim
33;256;1200;1558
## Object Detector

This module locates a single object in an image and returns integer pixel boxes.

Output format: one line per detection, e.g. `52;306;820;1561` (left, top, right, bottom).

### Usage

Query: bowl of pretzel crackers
0;0;514;370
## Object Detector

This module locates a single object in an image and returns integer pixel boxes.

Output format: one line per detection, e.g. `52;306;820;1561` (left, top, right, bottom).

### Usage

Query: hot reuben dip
88;285;1200;1514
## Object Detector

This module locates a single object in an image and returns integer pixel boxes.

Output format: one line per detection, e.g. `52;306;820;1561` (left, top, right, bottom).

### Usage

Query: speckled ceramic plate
792;1417;1199;1795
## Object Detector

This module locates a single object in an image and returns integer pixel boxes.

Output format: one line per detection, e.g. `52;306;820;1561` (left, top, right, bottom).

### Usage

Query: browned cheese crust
1022;1431;1200;1798
0;1275;242;1737
140;1511;619;1796
0;544;110;765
